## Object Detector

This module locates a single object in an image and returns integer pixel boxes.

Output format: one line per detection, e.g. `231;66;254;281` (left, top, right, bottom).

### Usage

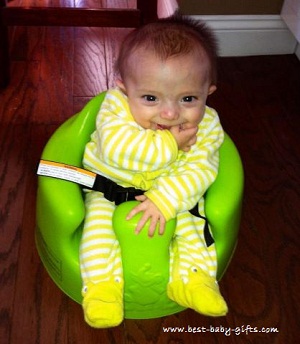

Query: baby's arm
125;125;199;237
126;110;223;236
96;91;178;172
144;110;224;222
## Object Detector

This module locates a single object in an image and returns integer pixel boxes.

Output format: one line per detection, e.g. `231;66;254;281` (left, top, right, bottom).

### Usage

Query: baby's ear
208;84;217;95
116;79;127;94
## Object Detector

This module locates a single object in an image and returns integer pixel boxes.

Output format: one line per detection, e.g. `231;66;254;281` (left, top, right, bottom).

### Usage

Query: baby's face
117;51;216;131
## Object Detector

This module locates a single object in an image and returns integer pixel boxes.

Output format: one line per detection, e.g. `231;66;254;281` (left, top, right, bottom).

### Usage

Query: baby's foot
82;277;124;328
167;267;228;317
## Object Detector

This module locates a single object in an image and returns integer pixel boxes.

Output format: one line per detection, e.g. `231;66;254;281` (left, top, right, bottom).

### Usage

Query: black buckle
114;188;144;205
102;179;143;205
103;181;118;202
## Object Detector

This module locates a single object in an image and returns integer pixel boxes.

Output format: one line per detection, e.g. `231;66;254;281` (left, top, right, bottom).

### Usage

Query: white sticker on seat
37;159;96;188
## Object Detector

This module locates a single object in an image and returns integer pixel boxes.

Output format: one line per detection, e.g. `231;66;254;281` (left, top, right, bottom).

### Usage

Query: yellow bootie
167;267;228;317
82;277;124;328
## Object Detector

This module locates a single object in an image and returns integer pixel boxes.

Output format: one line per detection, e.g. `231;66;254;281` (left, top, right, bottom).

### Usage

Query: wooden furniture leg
137;0;158;23
0;0;9;88
0;0;158;88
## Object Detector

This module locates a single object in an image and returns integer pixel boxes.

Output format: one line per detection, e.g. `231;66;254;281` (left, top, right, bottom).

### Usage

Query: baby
80;14;228;328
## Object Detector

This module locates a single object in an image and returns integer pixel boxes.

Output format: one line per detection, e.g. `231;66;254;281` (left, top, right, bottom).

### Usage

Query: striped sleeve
93;89;178;172
144;107;224;221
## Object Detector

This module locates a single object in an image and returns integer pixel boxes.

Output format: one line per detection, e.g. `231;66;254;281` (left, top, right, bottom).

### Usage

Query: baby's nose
160;103;179;120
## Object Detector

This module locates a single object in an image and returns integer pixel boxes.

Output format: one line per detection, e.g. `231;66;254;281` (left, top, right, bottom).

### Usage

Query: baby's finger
126;203;143;220
134;213;150;235
147;218;158;237
158;218;166;235
135;194;147;202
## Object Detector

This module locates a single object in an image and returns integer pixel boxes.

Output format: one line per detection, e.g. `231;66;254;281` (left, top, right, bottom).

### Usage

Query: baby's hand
126;195;166;237
170;125;198;152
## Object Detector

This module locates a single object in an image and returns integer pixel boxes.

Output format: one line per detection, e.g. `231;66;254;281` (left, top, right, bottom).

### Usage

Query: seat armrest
36;92;106;238
205;133;244;279
37;177;85;237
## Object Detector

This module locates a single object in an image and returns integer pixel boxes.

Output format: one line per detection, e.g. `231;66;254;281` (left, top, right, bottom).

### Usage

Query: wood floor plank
102;0;135;89
67;300;126;344
32;26;75;124
208;55;300;344
0;124;34;344
73;27;109;97
72;1;133;96
9;26;45;62
103;27;132;89
8;124;68;344
73;95;95;114
0;60;42;124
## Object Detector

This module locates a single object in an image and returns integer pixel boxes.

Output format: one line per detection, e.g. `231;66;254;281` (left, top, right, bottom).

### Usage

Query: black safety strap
189;204;215;247
92;176;214;247
37;159;214;247
90;174;144;205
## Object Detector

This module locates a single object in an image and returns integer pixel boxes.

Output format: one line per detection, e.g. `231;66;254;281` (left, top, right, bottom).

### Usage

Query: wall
281;0;300;42
176;0;297;58
178;0;284;15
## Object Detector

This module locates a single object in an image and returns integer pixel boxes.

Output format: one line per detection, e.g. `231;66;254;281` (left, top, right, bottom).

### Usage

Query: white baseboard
190;15;298;57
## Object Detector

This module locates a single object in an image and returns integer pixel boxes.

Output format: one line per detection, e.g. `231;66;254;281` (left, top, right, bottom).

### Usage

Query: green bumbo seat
36;91;244;319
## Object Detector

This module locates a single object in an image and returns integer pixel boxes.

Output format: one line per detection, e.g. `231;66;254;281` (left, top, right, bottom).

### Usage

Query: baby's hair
115;14;219;84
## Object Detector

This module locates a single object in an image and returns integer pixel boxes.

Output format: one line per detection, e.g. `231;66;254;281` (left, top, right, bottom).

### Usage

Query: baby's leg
167;211;228;317
80;191;123;328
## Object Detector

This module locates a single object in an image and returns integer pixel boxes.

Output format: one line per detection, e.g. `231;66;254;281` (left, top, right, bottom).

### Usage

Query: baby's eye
182;96;196;103
143;95;157;102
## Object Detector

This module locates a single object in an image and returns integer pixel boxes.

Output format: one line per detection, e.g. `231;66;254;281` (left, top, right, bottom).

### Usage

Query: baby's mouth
156;123;184;131
156;124;171;130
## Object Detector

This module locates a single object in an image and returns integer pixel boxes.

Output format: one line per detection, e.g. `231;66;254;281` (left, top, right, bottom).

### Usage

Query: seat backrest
42;92;106;167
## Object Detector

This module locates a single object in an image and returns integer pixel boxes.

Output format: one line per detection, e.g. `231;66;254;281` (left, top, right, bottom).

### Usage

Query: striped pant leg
169;211;217;282
79;191;122;286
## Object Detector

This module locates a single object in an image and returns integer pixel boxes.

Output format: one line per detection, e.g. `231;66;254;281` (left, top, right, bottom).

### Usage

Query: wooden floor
1;8;300;344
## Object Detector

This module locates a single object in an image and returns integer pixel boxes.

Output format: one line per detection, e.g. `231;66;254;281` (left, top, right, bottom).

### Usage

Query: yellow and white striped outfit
80;88;224;288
